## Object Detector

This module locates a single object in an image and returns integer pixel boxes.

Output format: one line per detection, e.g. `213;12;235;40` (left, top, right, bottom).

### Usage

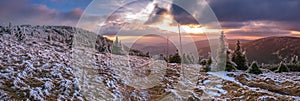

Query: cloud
60;8;83;21
170;4;198;25
220;21;247;29
224;21;292;38
209;0;300;23
205;0;300;38
0;0;27;18
0;0;83;26
144;4;168;25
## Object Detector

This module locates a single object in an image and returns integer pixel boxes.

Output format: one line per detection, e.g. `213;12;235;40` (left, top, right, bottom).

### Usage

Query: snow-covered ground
0;25;299;100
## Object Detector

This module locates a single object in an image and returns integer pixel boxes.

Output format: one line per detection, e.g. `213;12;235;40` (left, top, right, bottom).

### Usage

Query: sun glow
181;24;206;34
291;31;300;35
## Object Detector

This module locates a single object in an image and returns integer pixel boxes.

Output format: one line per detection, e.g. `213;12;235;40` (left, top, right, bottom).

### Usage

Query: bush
226;61;237;72
286;64;300;72
275;62;290;73
200;58;211;72
168;50;181;63
247;61;262;74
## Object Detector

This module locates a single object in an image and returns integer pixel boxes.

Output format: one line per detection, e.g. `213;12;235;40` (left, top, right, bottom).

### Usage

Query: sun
181;24;206;34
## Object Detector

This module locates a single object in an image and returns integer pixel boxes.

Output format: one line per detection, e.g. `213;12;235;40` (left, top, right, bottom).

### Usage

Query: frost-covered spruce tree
275;61;290;73
182;54;188;64
226;50;238;72
287;55;300;72
111;36;124;55
290;55;299;64
204;56;212;72
169;50;181;63
182;54;194;64
246;61;262;74
212;31;227;71
232;40;248;70
212;31;237;71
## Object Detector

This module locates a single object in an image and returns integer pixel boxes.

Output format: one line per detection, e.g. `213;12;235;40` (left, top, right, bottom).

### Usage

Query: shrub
169;51;181;63
246;61;262;74
226;61;237;72
200;58;212;72
286;64;300;72
275;62;290;73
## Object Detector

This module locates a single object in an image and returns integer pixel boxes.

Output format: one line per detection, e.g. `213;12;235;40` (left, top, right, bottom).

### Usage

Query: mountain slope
196;36;300;64
244;36;300;64
0;25;112;100
0;25;113;52
0;25;299;100
132;36;300;64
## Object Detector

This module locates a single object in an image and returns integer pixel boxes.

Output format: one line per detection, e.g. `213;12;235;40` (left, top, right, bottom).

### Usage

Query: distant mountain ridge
131;36;300;64
243;36;300;64
195;36;300;64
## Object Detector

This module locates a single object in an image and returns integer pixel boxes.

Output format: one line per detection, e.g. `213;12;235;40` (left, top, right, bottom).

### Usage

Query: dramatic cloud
144;4;168;25
170;4;198;25
206;0;300;38
0;0;84;26
209;0;300;22
1;0;299;40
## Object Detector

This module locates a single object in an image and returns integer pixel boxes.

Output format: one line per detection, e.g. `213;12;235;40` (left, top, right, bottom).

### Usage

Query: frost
30;87;45;100
1;25;299;100
257;96;278;100
44;81;53;90
208;71;243;86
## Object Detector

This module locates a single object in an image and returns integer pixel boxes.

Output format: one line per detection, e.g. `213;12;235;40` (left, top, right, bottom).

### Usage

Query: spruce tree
232;40;248;70
212;31;227;71
182;54;194;64
111;36;124;55
290;55;299;64
213;31;237;71
246;61;262;74
225;50;238;72
203;57;212;72
275;61;289;73
169;50;181;63
187;54;194;64
182;54;188;63
145;52;150;57
47;35;51;41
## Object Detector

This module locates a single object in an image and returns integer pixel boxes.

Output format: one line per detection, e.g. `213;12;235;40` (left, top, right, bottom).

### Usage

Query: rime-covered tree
187;54;194;64
182;54;188;63
169;50;181;63
182;54;194;64
226;50;238;72
246;61;262;74
232;40;248;70
111;36;124;55
290;55;299;64
145;52;150;57
201;55;212;72
275;61;290;73
47;35;51;41
212;31;237;71
287;55;300;72
212;31;227;71
157;54;165;60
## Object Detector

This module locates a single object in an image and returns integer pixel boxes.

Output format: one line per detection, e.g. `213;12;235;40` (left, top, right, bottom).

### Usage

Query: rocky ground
0;25;299;101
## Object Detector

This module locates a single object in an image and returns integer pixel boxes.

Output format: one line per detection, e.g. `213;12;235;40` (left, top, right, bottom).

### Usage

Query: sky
1;0;300;41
